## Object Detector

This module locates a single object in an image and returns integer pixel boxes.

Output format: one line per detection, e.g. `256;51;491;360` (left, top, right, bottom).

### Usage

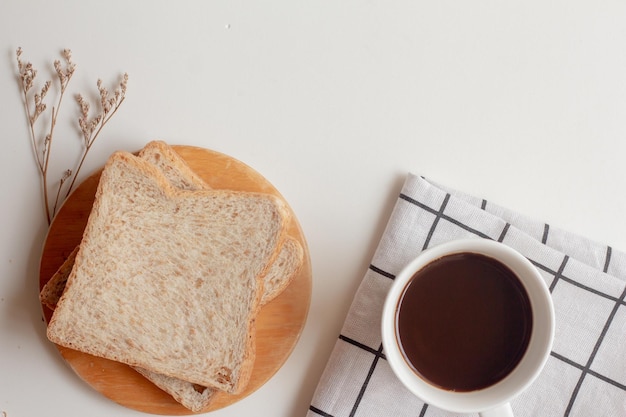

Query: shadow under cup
381;239;555;415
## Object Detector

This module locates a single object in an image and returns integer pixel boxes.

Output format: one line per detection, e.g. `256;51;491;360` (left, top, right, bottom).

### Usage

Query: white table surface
1;1;626;416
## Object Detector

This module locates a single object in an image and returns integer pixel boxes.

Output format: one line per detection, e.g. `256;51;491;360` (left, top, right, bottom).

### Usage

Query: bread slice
260;237;303;304
40;246;78;310
134;367;214;412
46;151;290;394
137;140;207;191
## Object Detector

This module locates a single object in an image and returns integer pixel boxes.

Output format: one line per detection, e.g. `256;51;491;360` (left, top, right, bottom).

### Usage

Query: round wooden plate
39;145;312;415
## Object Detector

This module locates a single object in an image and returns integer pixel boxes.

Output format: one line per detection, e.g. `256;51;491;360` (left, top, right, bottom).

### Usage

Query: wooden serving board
39;145;312;415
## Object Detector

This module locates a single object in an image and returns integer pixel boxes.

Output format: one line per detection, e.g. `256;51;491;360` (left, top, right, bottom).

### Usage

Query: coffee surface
396;252;532;392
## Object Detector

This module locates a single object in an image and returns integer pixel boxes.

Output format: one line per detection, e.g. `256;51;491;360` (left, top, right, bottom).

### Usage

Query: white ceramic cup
381;239;555;417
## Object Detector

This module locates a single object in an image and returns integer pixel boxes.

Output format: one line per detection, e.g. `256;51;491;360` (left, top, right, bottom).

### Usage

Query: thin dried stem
66;72;128;197
17;48;46;175
43;52;75;211
53;169;72;217
17;48;58;223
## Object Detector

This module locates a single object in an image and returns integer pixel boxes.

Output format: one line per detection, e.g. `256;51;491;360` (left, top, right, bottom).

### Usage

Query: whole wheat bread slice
41;141;303;411
134;367;215;412
40;246;79;310
137;140;208;191
46;151;290;394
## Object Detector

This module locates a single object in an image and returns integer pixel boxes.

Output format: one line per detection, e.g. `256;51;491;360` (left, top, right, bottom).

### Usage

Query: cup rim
381;238;555;413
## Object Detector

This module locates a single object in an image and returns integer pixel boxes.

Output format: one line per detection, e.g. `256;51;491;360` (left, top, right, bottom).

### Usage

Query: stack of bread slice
40;141;304;412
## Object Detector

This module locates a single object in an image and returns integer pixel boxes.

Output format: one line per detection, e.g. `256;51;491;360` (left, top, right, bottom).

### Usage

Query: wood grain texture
39;145;312;415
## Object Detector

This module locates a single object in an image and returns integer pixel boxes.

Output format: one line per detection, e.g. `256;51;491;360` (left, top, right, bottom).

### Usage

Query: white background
1;1;625;416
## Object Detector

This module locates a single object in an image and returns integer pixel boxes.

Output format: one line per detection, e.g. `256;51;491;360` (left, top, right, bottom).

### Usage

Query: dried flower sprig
17;47;76;224
67;73;128;197
16;48;127;225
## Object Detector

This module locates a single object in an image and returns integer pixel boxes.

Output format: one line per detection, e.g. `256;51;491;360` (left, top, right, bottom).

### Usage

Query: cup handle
479;402;514;417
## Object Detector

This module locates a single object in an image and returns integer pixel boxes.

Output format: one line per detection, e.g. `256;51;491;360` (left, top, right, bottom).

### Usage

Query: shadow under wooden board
39;144;312;415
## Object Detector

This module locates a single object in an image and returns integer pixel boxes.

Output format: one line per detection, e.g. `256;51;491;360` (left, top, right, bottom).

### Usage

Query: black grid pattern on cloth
308;177;626;417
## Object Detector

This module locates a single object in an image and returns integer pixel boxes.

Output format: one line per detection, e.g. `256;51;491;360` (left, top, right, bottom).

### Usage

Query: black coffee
396;252;532;392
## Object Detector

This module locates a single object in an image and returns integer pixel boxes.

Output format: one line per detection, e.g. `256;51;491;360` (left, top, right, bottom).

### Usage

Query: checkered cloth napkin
307;173;626;417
